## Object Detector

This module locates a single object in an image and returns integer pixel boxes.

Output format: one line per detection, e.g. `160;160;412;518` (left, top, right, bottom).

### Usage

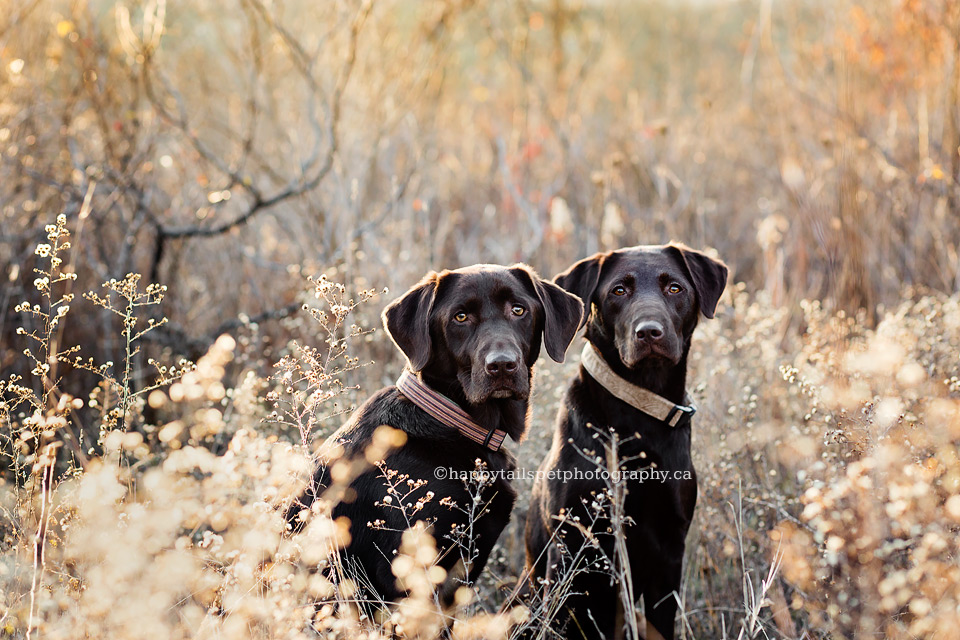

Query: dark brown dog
288;264;583;609
525;244;727;640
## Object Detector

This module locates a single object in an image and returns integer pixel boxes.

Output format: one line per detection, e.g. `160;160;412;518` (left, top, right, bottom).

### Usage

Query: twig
26;443;60;640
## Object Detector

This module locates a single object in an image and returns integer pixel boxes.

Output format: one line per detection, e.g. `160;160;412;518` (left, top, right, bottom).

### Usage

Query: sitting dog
289;264;583;609
525;243;727;640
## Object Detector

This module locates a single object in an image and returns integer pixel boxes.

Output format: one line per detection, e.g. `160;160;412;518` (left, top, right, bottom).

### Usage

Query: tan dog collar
579;343;696;428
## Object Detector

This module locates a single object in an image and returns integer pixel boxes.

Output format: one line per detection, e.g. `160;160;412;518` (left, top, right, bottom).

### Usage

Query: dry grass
3;222;960;638
3;0;960;637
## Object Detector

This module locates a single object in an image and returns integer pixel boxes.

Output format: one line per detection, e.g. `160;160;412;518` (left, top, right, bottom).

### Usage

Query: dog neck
579;343;696;428
584;326;691;406
417;369;530;443
397;370;508;450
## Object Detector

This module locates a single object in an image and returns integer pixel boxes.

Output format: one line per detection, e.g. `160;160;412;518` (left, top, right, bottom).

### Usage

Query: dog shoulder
326;385;466;457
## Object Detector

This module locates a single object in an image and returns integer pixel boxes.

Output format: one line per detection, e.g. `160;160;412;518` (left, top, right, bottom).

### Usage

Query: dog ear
382;272;440;371
538;279;585;363
511;265;584;364
668;243;728;319
553;252;606;329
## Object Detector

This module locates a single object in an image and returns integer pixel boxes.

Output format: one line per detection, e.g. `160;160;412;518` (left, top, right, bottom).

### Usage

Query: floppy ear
553;252;606;329
668;243;729;319
511;265;584;363
382;272;439;371
538;279;585;362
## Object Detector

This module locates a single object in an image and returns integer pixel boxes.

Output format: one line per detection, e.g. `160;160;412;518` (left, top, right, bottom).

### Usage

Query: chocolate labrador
525;243;727;640
288;264;583;610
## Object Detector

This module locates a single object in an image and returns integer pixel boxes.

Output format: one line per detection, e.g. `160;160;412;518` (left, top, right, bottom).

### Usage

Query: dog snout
635;320;665;343
485;350;520;377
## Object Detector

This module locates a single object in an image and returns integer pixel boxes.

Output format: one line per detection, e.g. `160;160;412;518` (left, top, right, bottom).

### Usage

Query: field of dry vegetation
2;0;960;637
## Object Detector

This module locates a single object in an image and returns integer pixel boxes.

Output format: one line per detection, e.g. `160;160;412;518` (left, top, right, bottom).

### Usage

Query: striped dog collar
396;370;507;452
580;343;697;428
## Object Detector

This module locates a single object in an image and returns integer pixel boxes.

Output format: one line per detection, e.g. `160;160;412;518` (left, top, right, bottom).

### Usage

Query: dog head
554;243;727;371
383;264;583;404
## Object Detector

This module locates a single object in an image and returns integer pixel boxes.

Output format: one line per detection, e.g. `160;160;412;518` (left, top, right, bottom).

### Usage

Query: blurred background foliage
2;0;958;392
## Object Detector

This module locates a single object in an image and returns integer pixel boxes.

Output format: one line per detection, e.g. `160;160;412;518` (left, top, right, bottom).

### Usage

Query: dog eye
511;304;526;317
612;285;627;296
454;312;468;323
666;283;683;294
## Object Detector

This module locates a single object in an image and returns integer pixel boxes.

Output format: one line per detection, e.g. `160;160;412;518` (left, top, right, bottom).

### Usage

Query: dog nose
485;352;519;376
635;321;665;342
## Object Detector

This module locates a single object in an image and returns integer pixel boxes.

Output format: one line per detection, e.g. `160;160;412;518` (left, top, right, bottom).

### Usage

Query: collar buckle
665;403;696;427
